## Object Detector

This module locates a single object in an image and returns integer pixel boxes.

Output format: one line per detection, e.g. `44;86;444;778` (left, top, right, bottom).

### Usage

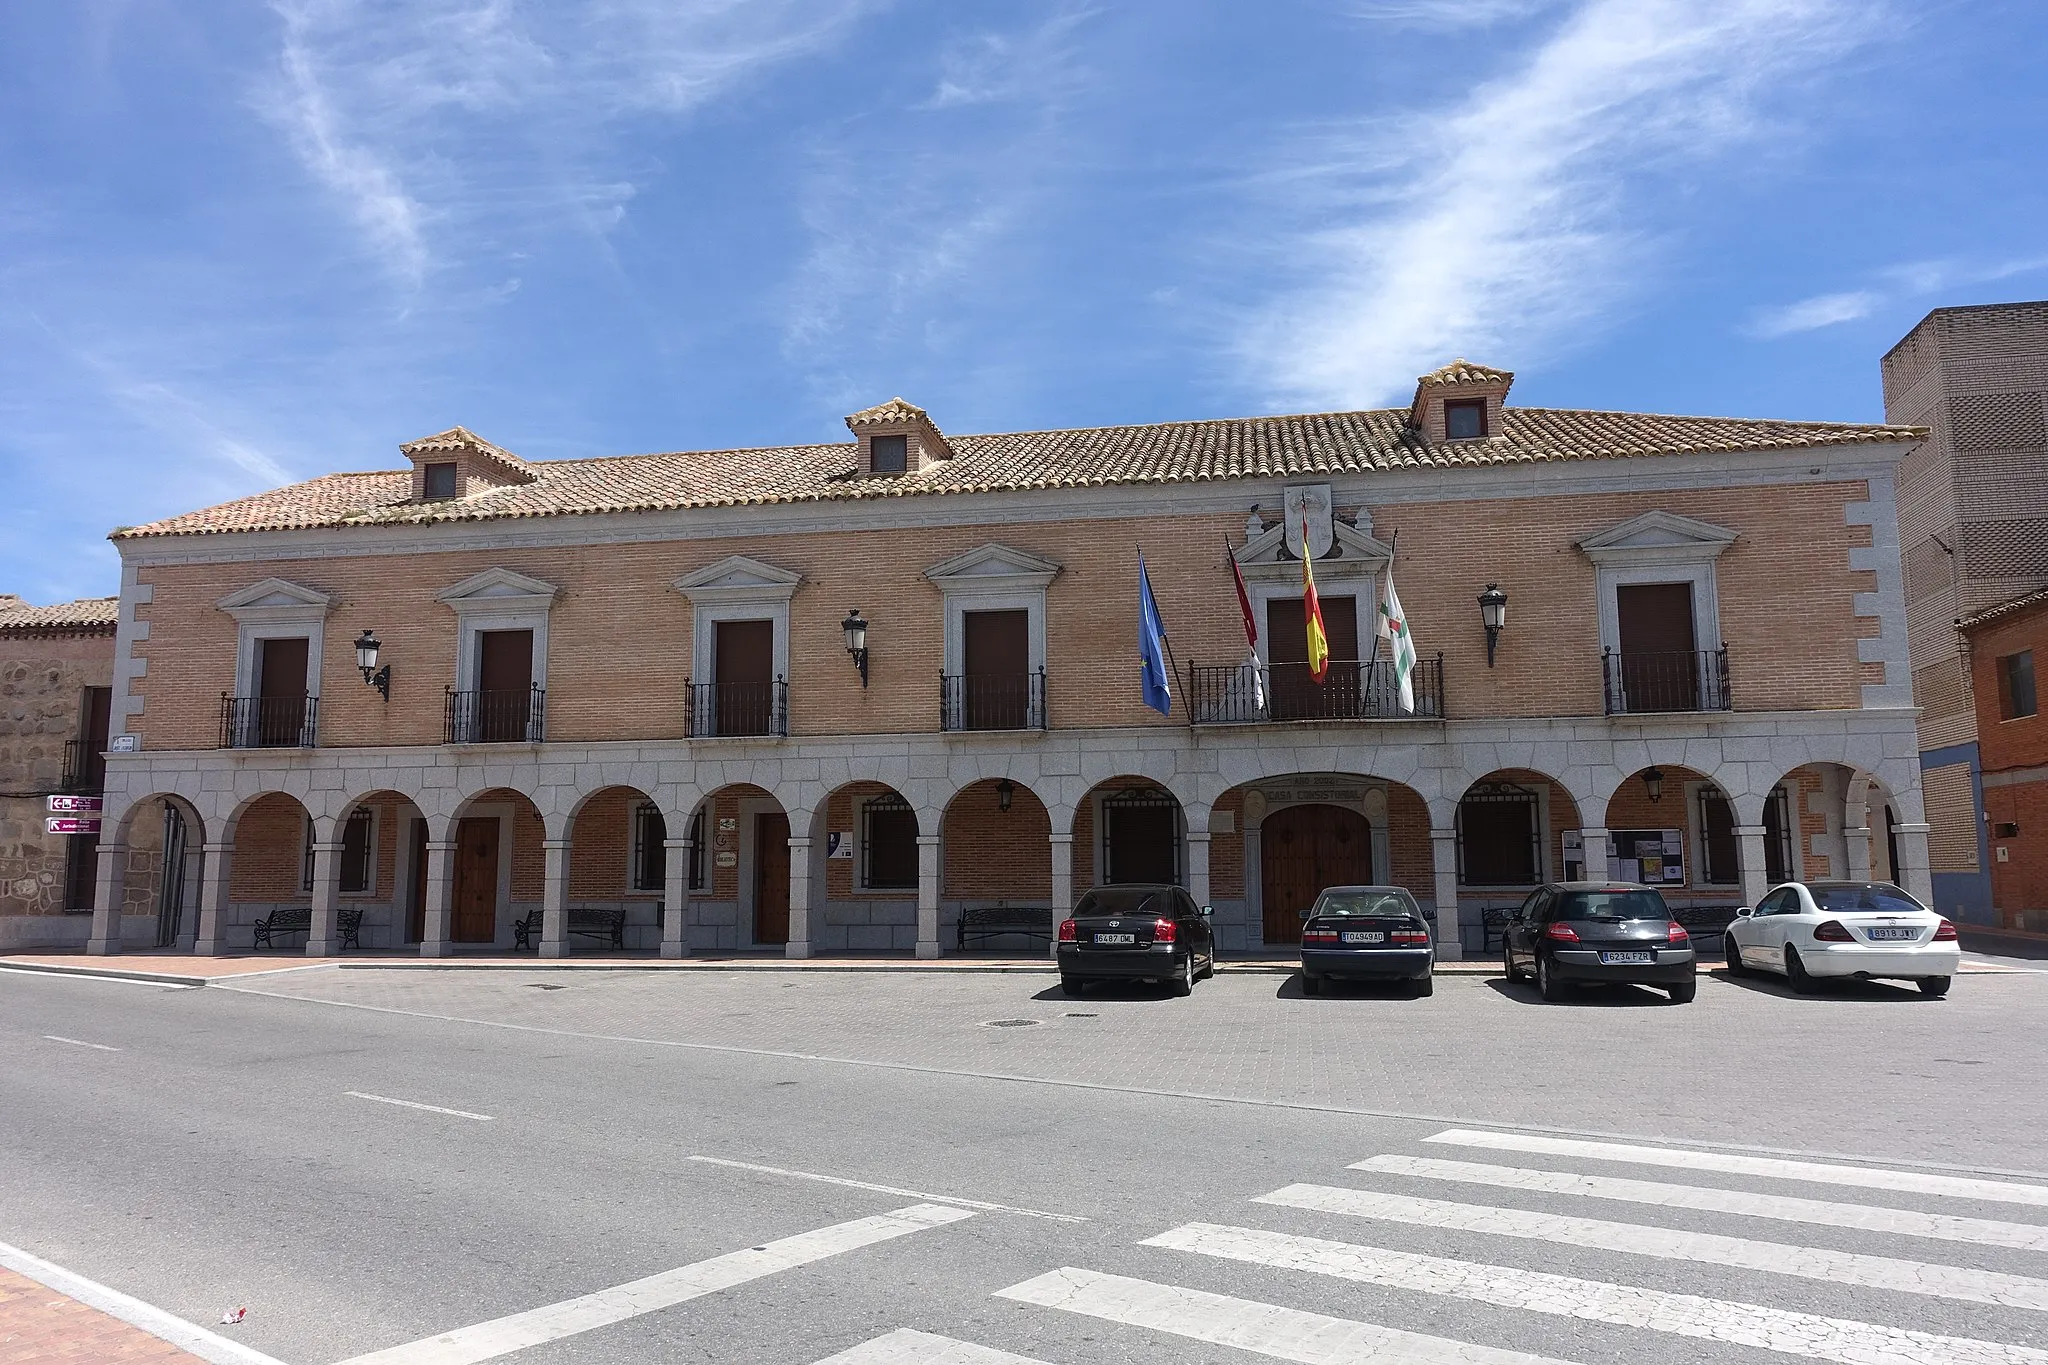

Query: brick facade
1962;595;2048;928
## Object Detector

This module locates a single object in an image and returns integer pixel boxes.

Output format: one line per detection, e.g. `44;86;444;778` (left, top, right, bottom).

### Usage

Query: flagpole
1366;528;1398;707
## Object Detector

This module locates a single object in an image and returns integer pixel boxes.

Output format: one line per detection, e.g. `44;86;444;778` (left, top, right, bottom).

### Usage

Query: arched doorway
1260;803;1371;943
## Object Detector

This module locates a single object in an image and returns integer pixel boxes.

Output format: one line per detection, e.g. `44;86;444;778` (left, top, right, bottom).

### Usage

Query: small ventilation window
1444;399;1486;440
870;434;908;474
423;462;459;500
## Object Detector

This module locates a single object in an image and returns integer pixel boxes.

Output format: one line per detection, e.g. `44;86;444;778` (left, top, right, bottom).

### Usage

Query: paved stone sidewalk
0;1266;201;1363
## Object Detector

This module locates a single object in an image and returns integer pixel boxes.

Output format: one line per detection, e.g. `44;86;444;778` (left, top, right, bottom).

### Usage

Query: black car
1501;882;1697;1004
1057;884;1216;997
1299;885;1435;996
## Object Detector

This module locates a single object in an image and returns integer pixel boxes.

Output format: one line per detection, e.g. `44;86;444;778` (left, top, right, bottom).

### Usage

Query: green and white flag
1376;564;1417;713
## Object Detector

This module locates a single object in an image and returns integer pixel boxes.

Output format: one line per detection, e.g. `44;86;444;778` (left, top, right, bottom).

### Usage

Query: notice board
1607;828;1685;885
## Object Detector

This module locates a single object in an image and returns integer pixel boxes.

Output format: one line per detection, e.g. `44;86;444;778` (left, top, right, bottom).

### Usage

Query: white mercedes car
1723;880;1960;996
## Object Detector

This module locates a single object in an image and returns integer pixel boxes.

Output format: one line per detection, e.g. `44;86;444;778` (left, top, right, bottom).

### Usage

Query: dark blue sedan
1299;885;1435;996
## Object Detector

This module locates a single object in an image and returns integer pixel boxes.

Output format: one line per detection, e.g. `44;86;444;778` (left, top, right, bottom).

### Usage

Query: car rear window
1809;884;1928;914
1074;889;1171;917
1555;889;1668;921
1313;891;1419;918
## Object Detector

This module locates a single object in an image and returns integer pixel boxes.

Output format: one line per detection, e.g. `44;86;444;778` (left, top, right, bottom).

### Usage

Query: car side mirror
1200;905;1213;917
1736;907;1753;917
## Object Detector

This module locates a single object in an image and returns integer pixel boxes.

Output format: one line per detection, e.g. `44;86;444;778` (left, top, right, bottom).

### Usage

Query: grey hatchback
1501;882;1697;1004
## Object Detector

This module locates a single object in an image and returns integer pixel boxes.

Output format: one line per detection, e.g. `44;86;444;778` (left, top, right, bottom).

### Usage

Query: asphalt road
3;961;2046;1365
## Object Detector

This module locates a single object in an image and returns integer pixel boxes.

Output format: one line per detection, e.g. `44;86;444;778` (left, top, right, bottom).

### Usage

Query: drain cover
525;983;566;991
981;1018;1043;1029
1063;1012;1097;1018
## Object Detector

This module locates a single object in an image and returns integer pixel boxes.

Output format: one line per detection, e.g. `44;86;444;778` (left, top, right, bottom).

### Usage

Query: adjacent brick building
1957;588;2048;930
1882;300;2048;921
83;362;1933;961
0;594;117;950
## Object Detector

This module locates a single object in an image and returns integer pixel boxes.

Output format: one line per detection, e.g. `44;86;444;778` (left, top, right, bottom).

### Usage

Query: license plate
1599;951;1654;965
1094;933;1135;945
1341;931;1385;944
1866;927;1917;941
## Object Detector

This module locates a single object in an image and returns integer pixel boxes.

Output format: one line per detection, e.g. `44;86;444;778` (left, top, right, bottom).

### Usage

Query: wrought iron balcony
685;679;788;738
940;670;1047;732
1187;655;1445;724
221;694;319;748
60;738;105;793
1602;647;1731;714
445;685;546;743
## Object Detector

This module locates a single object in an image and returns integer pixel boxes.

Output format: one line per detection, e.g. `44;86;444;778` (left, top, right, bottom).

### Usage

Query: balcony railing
684;679;788;738
941;670;1047;732
60;738;105;793
445;686;546;743
1602;647;1731;714
221;694;319;748
1187;655;1445;724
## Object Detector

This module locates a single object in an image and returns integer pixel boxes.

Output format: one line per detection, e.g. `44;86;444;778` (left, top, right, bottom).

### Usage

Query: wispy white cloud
1347;0;1559;28
1744;289;1882;338
1746;253;2048;338
1244;0;1870;410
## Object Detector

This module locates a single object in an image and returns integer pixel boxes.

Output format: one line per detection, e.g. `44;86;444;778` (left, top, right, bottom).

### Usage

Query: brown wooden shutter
258;637;308;698
963;610;1030;729
1616;583;1696;654
714;620;773;686
477;630;534;694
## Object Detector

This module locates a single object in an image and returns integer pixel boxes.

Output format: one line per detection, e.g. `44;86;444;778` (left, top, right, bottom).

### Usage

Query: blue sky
4;0;2045;603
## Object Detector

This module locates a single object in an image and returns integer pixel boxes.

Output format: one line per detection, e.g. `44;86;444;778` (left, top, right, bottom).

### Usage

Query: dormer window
871;434;908;474
1445;399;1486;440
423;462;459;500
846;397;953;476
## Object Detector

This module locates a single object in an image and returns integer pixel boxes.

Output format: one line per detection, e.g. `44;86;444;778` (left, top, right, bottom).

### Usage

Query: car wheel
1919;975;1952;998
1169;954;1194;997
1301;972;1321;996
1784;946;1815;994
1059;976;1084;997
1503;945;1523;982
1722;934;1747;978
1197;951;1215;981
1536;951;1567;1003
1666;979;1697;1004
1412;972;1434;998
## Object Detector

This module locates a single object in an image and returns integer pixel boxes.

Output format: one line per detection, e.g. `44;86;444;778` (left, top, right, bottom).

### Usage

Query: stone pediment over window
1577;511;1738;566
437;567;561;610
924;543;1062;592
672;555;803;605
216;578;333;622
1233;521;1391;585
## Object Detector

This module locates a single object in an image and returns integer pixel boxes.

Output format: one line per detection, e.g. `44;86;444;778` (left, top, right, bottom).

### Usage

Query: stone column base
194;938;226;956
916;940;941;960
86;937;122;956
540;942;568;959
420;941;454;958
306;938;338;956
659;942;690;959
785;941;812;960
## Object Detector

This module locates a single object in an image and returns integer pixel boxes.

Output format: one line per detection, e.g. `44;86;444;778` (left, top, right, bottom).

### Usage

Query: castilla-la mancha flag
1301;516;1330;684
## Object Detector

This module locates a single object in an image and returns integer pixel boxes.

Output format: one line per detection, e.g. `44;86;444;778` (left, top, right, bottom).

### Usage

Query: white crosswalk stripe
996;1266;1580;1364
1148;1221;2048;1365
1353;1153;2048;1252
1255;1183;2048;1311
1426;1129;2048;1209
809;1327;1055;1363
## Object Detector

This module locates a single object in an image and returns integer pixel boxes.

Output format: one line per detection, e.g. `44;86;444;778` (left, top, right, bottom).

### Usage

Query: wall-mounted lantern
996;778;1015;812
354;630;392;702
1477;583;1508;667
1643;766;1665;803
842;609;870;688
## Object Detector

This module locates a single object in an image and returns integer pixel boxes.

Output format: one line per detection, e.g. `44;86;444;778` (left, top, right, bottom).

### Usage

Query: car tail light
1543;922;1580;943
1666;921;1689;943
1153;917;1176;943
1391;927;1430;945
1934;918;1959;941
1812;920;1853;942
1302;929;1339;945
1057;919;1077;942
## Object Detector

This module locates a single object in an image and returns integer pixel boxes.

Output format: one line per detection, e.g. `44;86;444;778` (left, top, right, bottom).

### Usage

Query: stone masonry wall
0;632;113;924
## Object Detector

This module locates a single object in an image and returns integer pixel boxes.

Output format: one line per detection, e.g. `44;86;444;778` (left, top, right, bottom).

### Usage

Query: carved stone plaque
1283;484;1334;560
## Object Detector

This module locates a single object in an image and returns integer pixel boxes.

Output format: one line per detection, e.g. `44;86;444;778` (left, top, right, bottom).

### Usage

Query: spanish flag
1301;516;1330;683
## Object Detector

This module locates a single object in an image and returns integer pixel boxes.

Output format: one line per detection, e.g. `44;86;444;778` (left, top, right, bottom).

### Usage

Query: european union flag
1137;552;1173;716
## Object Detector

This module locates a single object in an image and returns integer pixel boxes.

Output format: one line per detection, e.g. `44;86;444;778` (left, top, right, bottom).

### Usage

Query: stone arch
690;782;795;954
808;779;923;955
441;786;547;951
216;790;315;951
940;778;1053;935
1072;776;1186;896
101;792;207;952
328;787;429;951
560;783;665;954
1601;763;1731;901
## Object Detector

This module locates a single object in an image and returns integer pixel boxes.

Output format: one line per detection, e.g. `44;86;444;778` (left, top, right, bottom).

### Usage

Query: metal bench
514;906;628;951
1480;906;1517;952
252;906;363;950
956;905;1054;952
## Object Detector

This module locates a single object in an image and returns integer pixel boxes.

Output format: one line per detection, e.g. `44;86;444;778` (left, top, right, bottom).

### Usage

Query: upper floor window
1444;399;1486;440
423;462;459;500
1999;650;2037;719
870;434;908;474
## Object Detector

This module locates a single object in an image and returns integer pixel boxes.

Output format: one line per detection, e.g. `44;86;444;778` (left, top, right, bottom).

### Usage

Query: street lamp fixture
996;778;1015;812
1477;583;1508;667
842;609;870;688
354;630;391;702
1643;766;1665;804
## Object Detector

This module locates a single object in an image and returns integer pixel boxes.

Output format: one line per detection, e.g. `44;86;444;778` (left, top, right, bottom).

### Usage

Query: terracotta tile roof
1418;359;1514;386
846;398;935;429
1956;587;2048;632
0;595;119;634
113;404;1926;541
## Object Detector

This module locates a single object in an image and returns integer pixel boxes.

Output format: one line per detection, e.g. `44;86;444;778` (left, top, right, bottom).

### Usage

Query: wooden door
1265;596;1358;719
1616;582;1697;710
477;630;534;741
715;619;775;735
407;819;429;944
256;636;309;745
963;609;1030;729
452;816;500;943
753;812;791;944
1260;803;1371;942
